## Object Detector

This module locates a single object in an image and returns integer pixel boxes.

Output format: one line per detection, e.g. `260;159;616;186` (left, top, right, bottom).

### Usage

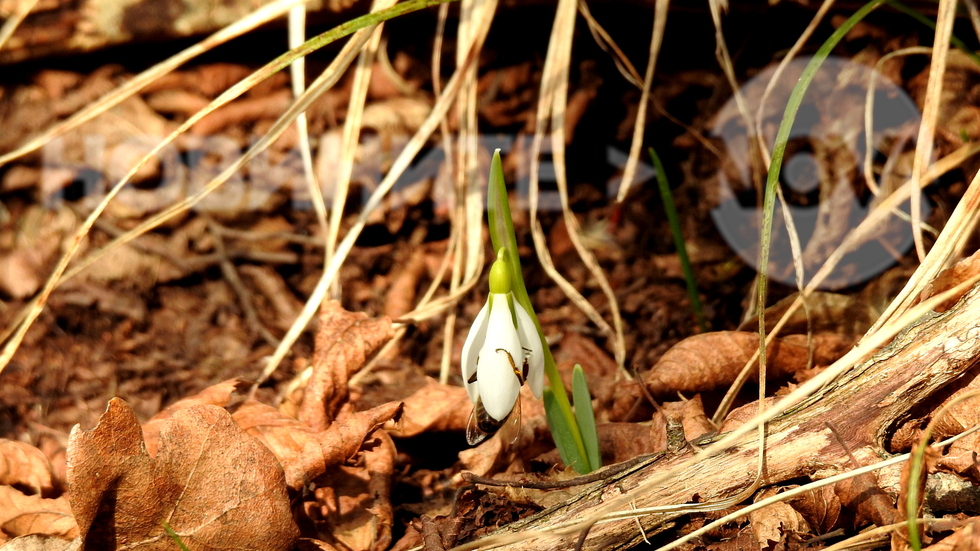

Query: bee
465;347;532;446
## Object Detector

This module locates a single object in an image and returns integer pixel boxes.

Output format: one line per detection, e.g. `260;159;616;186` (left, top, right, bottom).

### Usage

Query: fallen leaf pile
0;301;406;550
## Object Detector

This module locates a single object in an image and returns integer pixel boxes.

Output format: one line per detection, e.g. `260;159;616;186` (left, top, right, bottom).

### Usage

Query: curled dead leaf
0;487;77;544
67;398;297;550
386;378;470;438
0;441;57;496
749;487;810;545
301;301;394;431
643;331;852;397
232;399;403;490
312;431;396;551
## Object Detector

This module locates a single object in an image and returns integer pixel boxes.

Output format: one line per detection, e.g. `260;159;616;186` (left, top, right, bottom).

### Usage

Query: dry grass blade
863;47;932;196
911;0;956;266
577;0;643;88
288;4;329;253
439;0;496;384
614;0;668;202
712;138;980;424
327;0;392;298
0;0;40;53
449;271;980;551
0;0;309;169
529;0;627;371
906;0;958;262
255;7;492;387
0;0;451;378
708;0;758;180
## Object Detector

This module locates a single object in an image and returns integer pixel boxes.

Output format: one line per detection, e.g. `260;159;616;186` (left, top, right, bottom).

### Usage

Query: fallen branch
471;283;980;551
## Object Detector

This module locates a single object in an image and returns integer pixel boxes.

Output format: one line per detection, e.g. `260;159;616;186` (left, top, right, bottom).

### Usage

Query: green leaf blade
544;387;588;473
572;364;601;472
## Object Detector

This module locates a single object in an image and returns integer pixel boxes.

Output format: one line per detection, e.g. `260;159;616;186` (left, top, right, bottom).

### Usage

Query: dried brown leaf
917;249;980;313
67;398;297;550
384;247;427;319
643;331;852;397
835;470;896;529
301;301;393;431
932;386;980;481
0;487;77;544
232;399;402;490
312;431;396;551
142;378;249;456
789;485;841;534
748;487;810;546
922;516;980;551
596;423;662;465
387;378;470;438
0;535;81;551
0;441;56;496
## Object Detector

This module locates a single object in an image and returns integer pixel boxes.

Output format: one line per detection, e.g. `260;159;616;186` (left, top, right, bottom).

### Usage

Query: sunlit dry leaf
232;399;402;490
931;384;980;481
643;331;852;397
386;378;470;438
142;378;249;456
661;395;714;443
300;301;394;431
67;398;297;550
0;441;56;496
749;487;810;546
922;516;980;550
788;485;841;535
917;249;980;313
313;431;396;551
0;487;77;544
0;535;81;551
596;423;662;465
835;469;896;530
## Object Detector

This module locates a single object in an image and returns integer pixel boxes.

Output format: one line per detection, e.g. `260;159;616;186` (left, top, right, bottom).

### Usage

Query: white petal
477;295;523;421
514;301;545;399
461;301;490;404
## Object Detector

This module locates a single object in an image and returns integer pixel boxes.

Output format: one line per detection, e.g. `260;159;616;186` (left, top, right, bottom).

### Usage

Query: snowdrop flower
461;249;544;442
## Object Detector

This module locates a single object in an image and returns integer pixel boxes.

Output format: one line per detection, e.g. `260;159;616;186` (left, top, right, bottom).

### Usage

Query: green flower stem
486;149;593;472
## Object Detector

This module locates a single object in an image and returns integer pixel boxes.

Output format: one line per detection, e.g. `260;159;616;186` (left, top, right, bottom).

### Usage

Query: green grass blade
649;147;707;331
757;0;885;369
572;364;602;472
544;387;588;473
162;520;190;551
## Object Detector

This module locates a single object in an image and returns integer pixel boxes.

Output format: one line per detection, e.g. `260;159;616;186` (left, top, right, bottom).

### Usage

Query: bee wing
466;402;491;446
497;397;522;446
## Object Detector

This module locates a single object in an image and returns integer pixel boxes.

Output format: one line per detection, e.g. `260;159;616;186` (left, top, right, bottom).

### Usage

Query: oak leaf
67;398;297;550
231;399;402;490
300;301;393;431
